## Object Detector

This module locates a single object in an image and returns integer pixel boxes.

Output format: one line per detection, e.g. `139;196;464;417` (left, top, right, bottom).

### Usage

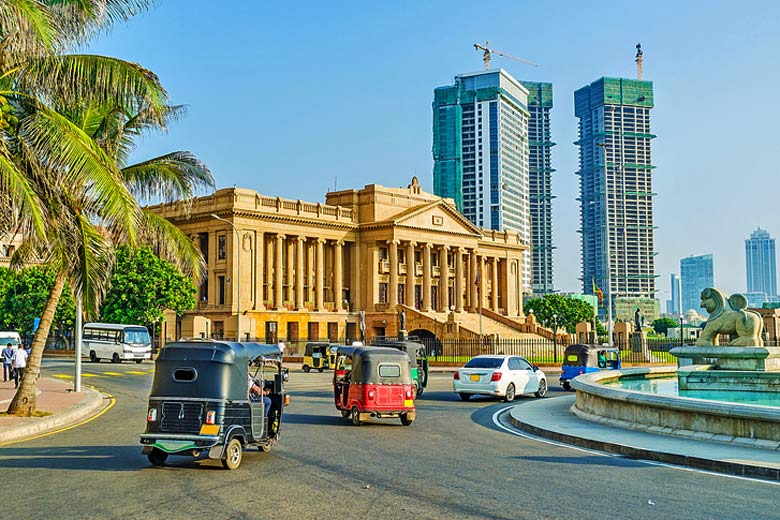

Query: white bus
82;323;152;364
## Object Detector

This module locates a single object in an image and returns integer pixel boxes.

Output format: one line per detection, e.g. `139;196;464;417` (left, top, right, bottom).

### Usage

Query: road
0;360;777;520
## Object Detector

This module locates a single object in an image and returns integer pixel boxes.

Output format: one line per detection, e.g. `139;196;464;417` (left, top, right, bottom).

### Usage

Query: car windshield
464;357;503;369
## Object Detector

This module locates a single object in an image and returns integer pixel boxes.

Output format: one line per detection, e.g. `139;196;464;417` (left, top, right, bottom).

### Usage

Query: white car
453;355;547;401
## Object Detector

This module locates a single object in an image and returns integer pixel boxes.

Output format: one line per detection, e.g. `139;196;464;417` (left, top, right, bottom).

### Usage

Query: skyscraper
745;227;777;299
575;77;657;310
521;81;555;294
667;273;681;315
433;69;531;289
681;254;714;315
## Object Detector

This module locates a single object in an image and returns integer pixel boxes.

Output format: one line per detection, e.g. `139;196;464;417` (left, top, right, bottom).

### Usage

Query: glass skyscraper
433;69;532;289
681;254;714;315
745;227;777;300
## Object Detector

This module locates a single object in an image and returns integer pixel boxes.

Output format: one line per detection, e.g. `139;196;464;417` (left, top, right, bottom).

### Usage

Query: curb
0;385;109;444
507;404;780;482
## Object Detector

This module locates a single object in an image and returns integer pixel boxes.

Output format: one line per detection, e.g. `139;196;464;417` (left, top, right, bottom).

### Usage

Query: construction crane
635;43;643;80
473;41;538;71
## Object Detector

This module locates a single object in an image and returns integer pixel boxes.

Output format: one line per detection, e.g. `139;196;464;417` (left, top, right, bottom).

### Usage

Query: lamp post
211;214;242;341
552;313;559;364
597;141;614;347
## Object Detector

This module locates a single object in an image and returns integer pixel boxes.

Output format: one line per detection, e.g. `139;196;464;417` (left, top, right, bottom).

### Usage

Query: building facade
432;69;532;291
150;178;526;344
680;254;714;315
521;81;555;294
575;77;657;315
745;227;777;299
666;273;681;315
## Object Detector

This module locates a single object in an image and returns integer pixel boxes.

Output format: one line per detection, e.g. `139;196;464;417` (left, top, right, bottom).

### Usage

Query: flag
592;278;603;306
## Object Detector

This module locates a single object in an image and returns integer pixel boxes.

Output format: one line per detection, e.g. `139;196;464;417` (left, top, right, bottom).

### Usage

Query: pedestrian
1;342;14;382
12;343;28;388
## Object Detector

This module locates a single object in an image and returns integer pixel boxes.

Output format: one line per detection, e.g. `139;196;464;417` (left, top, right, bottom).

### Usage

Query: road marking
101;372;123;377
126;371;147;375
0;391;116;447
52;374;72;380
81;373;102;378
491;406;780;487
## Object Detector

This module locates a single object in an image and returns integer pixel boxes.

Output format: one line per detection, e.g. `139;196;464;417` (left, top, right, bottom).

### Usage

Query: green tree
101;246;196;330
525;294;596;333
0;265;75;338
653;317;679;336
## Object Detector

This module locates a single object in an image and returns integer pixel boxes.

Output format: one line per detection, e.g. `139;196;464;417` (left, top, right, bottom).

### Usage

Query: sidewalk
508;395;780;481
0;376;107;445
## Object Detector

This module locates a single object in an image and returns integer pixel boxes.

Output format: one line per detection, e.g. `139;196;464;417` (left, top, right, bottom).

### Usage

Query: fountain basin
571;367;780;445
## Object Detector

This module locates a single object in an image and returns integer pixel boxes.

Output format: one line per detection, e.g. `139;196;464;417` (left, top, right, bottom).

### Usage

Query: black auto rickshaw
140;340;287;470
333;346;416;426
370;338;429;397
560;344;621;391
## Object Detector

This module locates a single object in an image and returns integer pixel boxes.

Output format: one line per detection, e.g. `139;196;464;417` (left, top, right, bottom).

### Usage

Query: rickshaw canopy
341;346;413;385
562;344;620;368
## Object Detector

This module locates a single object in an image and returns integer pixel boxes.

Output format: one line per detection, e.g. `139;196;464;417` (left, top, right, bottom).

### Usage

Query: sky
85;0;780;299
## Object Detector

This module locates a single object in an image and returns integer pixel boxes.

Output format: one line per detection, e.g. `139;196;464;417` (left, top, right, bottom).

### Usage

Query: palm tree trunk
6;271;67;416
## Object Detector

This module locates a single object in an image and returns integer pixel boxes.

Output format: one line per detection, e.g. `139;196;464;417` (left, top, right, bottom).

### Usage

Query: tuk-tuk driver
249;375;272;416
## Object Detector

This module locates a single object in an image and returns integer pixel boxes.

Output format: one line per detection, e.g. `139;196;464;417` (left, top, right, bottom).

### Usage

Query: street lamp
597;141;614;347
552;313;559;364
211;214;242;341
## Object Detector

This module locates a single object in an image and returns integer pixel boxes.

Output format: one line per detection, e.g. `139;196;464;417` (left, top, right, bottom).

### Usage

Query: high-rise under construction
575;77;657;310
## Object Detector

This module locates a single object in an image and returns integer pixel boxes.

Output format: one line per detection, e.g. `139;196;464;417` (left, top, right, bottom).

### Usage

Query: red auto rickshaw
333;346;416;426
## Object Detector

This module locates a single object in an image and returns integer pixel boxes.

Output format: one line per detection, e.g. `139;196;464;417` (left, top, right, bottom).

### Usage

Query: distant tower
667;273;681;315
680;254;714;315
635;43;643;80
745;227;777;298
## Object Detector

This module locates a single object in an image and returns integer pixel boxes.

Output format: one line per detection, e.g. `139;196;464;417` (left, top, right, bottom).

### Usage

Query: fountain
571;288;780;445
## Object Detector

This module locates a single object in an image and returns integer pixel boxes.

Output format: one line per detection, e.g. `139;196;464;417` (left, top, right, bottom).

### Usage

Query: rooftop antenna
635;43;643;80
473;41;538;71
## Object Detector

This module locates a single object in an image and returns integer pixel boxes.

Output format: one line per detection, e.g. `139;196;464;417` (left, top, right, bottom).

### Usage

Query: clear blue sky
86;0;780;298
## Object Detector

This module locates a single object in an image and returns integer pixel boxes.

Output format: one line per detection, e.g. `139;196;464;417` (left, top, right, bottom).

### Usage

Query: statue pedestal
630;331;647;353
671;346;780;371
671;346;780;392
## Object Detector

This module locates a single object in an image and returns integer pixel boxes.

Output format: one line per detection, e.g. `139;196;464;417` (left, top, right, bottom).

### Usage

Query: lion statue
695;288;764;346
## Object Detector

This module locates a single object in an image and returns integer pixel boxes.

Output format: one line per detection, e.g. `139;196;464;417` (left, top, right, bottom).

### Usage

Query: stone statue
399;310;406;331
634;308;642;331
695;288;764;346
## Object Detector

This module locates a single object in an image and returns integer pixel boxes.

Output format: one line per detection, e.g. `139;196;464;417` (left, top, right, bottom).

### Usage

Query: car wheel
504;383;516;402
340;409;351;419
458;393;470;401
147;448;168;466
400;413;414;426
535;379;548;398
89;351;99;363
135;359;143;364
562;381;572;392
318;368;324;373
221;438;242;470
351;406;362;426
302;365;310;373
111;353;120;364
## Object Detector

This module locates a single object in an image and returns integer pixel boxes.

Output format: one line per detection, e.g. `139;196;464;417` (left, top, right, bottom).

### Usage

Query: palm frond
0;146;46;239
73;210;115;318
0;0;59;63
122;151;214;204
139;209;204;280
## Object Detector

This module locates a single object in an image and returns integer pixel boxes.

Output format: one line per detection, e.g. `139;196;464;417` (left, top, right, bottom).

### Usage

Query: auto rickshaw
140;340;287;470
333;346;416;426
302;342;338;372
559;344;621;391
370;338;429;397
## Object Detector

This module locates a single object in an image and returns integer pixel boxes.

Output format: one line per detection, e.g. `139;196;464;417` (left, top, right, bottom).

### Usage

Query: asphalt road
0;360;778;520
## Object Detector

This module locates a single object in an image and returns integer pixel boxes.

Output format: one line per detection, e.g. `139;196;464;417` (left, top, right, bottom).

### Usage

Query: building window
378;283;388;303
378;247;388;261
199;280;208;302
217;235;226;261
218;275;225;305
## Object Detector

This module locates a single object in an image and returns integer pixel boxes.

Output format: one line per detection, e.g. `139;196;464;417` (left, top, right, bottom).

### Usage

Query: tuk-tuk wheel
458;393;470;401
222;438;242;470
259;444;271;453
340;409;351;419
302;365;311;373
400;413;414;426
351;406;362;426
562;381;572;392
318;368;324;373
415;386;424;397
147;448;168;466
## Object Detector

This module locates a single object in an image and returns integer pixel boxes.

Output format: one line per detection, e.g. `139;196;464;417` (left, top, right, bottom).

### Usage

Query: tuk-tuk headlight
206;410;216;425
147;408;157;422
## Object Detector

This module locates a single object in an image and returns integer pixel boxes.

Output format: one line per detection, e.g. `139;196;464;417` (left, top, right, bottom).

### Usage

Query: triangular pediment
391;200;482;236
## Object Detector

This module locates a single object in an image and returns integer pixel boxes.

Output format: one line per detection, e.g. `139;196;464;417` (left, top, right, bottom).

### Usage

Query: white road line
491;406;780;487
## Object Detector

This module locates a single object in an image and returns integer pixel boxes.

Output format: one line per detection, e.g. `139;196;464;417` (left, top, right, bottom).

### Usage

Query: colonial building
150;178;529;346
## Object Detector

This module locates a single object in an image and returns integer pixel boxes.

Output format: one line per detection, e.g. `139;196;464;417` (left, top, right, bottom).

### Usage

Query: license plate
404;399;414;408
470;374;480;382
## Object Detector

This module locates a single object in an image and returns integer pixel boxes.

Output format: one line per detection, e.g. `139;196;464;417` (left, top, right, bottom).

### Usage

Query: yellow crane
473;41;538;71
635;43;643;80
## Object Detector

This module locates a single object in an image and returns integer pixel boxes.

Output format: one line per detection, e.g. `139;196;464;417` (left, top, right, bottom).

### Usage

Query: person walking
1;342;14;382
12;343;28;388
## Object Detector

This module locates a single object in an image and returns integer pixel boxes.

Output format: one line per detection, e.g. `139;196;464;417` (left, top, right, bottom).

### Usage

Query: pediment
392;200;482;236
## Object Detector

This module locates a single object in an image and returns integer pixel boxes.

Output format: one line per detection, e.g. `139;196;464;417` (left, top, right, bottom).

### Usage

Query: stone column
306;241;315;304
265;236;273;304
285;238;294;304
334;240;343;312
405;241;416;308
315;238;325;311
438;246;449;312
350;241;361;312
389;239;399;308
455;248;464;312
255;232;265;310
491;256;499;312
295;236;305;310
274;234;285;310
478;255;486;310
469;251;478;312
422;243;432;312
